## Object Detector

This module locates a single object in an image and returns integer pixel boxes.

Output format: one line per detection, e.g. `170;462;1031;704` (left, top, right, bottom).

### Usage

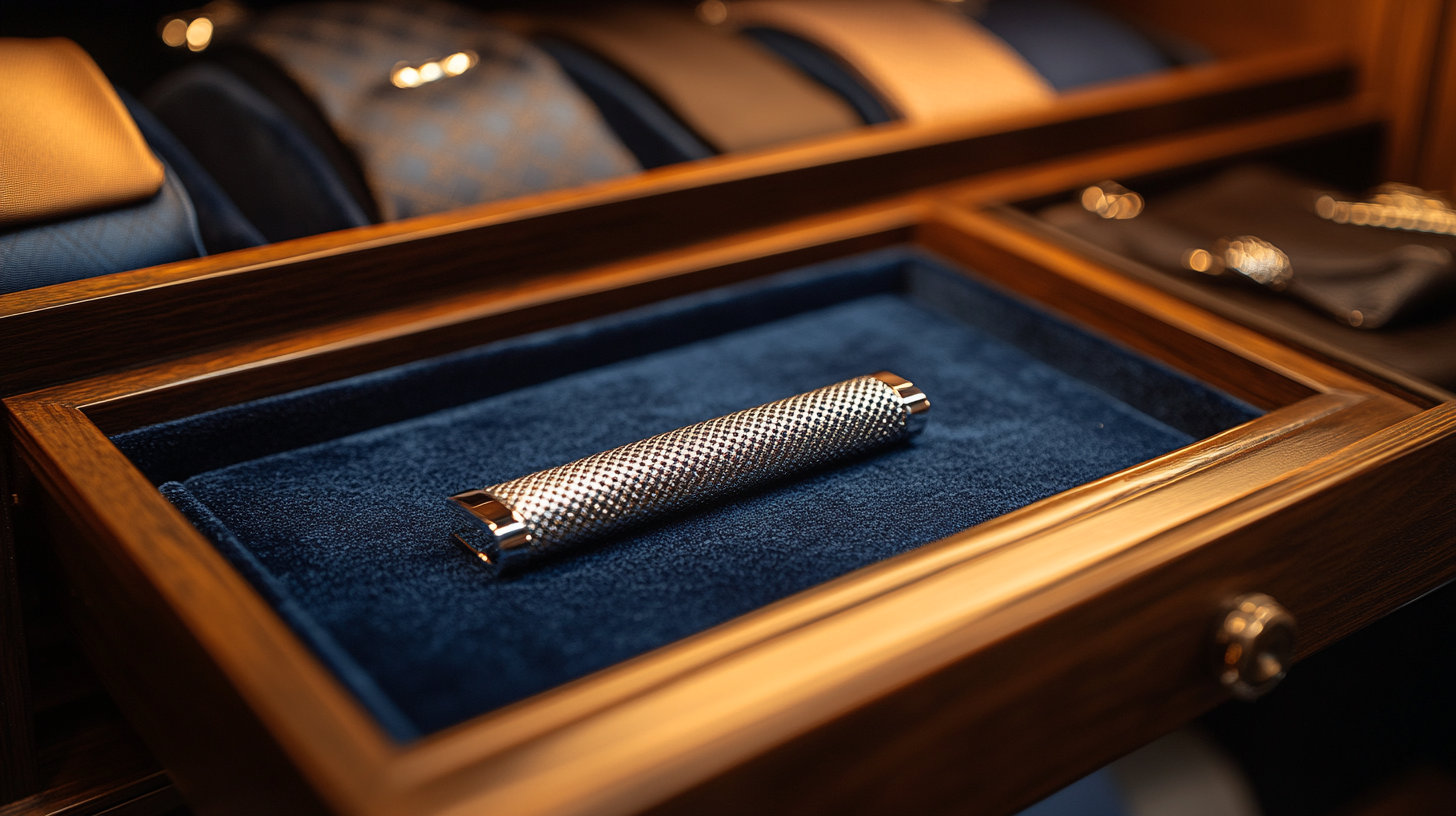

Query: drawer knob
1212;593;1296;700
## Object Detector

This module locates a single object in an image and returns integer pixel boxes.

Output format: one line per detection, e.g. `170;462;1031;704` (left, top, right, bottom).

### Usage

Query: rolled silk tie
450;372;930;574
0;38;164;227
526;4;862;153
726;0;1055;124
246;1;640;221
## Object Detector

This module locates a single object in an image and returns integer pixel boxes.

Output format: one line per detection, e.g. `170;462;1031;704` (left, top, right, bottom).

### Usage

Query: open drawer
8;199;1456;816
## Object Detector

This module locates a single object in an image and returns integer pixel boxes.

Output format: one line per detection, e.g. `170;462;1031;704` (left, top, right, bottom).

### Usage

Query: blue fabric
1016;770;1130;816
115;248;1259;741
743;28;897;125
0;161;203;295
246;1;640;221
537;38;715;169
978;0;1172;92
119;91;265;254
146;62;373;243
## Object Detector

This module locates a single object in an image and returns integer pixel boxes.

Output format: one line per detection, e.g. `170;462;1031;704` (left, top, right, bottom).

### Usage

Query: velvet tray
113;247;1259;741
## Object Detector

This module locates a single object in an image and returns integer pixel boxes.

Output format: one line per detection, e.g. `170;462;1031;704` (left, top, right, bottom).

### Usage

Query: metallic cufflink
1182;235;1293;291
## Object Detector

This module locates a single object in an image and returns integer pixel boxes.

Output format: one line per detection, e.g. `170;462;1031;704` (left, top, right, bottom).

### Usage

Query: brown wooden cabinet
3;2;1455;814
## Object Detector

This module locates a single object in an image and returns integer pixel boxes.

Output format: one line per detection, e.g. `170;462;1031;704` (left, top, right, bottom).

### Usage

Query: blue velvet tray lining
114;247;1259;741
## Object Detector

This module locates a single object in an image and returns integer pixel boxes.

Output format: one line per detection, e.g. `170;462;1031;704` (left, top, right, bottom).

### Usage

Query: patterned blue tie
246;1;640;221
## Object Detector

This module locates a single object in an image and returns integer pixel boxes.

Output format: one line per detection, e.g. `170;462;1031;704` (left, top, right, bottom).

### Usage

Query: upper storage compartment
6;0;1403;277
136;0;1373;247
1;0;1424;404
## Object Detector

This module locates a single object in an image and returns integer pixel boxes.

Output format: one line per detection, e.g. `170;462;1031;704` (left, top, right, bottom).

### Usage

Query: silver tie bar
448;371;930;575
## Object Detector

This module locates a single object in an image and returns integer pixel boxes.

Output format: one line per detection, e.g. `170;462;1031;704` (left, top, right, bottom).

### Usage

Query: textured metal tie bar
448;372;930;574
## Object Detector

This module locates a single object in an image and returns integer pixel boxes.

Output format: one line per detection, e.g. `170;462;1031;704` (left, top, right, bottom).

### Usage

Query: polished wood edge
5;205;1440;815
917;206;1382;402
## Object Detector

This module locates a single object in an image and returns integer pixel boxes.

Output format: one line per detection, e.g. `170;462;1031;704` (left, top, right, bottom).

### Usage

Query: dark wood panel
0;449;37;802
0;689;172;816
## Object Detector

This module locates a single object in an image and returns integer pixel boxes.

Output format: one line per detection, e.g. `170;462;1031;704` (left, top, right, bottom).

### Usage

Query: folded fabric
1042;166;1456;329
0;38;164;227
0;38;210;294
727;0;1055;124
120;91;265;254
0;162;203;294
741;27;896;125
975;0;1173;92
147;59;375;242
534;38;715;168
243;0;640;222
526;4;862;155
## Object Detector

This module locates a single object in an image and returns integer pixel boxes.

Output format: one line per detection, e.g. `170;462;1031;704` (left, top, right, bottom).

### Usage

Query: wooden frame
8;196;1456;816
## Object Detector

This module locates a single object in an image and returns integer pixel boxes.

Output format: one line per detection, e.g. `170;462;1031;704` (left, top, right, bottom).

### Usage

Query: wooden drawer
7;197;1455;816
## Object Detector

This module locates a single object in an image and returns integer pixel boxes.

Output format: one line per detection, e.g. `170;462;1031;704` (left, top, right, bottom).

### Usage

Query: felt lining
116;248;1259;740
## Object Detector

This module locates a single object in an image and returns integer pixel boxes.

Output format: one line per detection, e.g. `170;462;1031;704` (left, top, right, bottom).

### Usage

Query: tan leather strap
727;0;1054;124
0;38;163;227
533;4;862;153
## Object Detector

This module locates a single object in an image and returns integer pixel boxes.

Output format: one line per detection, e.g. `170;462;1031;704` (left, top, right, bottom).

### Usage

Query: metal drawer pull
1211;593;1297;700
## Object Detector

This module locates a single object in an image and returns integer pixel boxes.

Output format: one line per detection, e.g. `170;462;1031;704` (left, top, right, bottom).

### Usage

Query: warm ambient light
442;51;472;75
393;66;422;88
391;51;477;88
158;2;247;52
186;17;214;51
161;17;189;47
696;0;729;25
